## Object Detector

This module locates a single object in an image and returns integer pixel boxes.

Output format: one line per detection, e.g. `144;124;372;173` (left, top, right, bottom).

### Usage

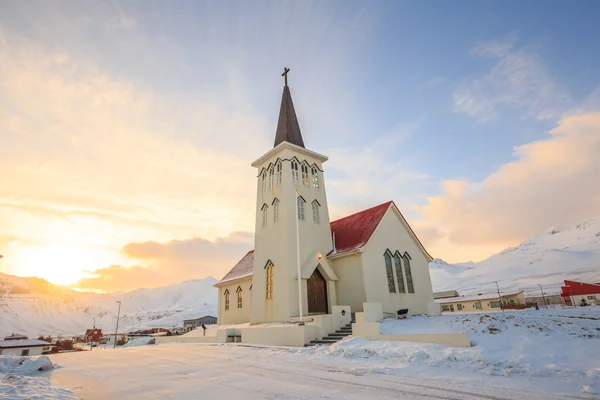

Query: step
310;340;337;345
327;333;349;338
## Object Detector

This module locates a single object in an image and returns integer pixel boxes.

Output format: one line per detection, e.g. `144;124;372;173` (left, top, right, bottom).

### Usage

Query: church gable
215;250;254;286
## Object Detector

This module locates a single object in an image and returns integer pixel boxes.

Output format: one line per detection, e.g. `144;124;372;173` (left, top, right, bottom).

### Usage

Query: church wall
360;206;435;316
217;278;252;325
329;253;366;312
251;143;335;323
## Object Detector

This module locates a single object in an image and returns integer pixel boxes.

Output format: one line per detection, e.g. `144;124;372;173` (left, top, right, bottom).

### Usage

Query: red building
85;328;103;343
560;280;600;306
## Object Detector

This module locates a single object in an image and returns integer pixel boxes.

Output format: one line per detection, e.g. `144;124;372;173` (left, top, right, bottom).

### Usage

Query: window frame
224;289;230;311
261;204;268;228
261;171;267;193
297;196;306;221
272;198;280;223
311;200;320;224
393;252;406;293
403;252;415;293
384;251;396;293
276;161;282;185
311;166;320;189
301;163;310;186
268;165;275;189
265;261;274;299
236;286;243;309
291;160;299;184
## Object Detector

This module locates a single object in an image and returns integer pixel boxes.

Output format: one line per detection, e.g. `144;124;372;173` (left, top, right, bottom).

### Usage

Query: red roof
561;280;600;297
217;250;254;284
329;201;392;255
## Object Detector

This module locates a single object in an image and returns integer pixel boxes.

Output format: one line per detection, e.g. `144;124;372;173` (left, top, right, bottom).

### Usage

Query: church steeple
274;68;305;148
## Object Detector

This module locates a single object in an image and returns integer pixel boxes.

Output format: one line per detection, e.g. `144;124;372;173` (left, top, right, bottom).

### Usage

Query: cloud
453;33;571;121
76;232;253;292
420;112;600;259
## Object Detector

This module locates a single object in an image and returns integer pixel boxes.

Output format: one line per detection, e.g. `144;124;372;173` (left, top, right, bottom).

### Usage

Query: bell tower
250;69;336;323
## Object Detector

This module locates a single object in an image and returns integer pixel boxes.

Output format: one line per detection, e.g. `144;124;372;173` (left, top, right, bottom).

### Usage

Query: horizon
1;1;600;292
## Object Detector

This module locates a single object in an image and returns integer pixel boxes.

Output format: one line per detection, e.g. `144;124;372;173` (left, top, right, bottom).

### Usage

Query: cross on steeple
282;67;290;87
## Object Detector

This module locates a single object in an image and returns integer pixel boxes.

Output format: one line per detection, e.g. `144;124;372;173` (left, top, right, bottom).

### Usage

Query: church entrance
307;268;328;314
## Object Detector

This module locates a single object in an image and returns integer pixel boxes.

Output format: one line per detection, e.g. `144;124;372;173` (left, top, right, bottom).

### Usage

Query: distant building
561;280;600;306
0;336;52;356
183;315;217;331
433;290;459;300
103;333;128;346
436;290;526;313
84;328;103;343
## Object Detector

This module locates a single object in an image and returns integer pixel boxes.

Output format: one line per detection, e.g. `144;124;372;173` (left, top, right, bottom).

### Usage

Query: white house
214;72;438;327
0;339;52;356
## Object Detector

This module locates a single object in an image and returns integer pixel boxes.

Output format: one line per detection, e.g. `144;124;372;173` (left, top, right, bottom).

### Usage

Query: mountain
430;217;600;296
0;274;217;339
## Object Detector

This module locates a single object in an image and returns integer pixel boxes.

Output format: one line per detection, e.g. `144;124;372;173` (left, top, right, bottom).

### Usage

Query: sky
1;0;599;292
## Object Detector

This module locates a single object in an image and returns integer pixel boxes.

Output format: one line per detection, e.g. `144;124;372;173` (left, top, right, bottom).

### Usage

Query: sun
14;244;106;286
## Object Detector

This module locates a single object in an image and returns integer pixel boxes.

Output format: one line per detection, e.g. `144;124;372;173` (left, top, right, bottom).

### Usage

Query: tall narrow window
394;253;406;293
312;200;320;224
269;165;274;189
265;261;274;299
236;287;243;308
276;161;282;185
297;197;305;221
273;199;280;223
404;253;414;293
261;204;268;227
224;290;230;311
384;252;396;293
291;160;299;184
261;171;267;193
301;163;309;186
311;167;320;189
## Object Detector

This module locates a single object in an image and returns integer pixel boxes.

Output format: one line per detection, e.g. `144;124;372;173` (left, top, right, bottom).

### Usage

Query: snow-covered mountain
0;274;217;338
430;217;600;296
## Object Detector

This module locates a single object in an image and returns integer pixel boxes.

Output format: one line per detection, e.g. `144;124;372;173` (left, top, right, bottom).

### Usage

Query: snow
0;276;217;338
298;307;600;396
0;355;79;399
430;216;600;295
121;337;155;347
43;343;593;400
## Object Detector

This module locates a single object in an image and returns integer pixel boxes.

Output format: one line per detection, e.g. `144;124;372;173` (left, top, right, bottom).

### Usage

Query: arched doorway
307;268;328;314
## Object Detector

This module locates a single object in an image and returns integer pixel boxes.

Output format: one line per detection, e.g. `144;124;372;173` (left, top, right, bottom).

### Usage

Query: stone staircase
306;313;356;346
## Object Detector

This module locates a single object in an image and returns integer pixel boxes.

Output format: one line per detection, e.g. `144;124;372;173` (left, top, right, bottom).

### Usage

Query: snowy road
47;344;593;400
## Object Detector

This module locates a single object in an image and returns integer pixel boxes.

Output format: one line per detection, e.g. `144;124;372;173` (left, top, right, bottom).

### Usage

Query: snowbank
0;355;54;374
299;308;600;395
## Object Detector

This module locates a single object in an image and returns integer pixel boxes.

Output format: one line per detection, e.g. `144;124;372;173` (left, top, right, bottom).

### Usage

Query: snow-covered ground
295;306;600;397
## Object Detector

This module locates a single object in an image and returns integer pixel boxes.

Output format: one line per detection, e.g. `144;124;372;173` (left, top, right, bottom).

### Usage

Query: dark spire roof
273;85;305;148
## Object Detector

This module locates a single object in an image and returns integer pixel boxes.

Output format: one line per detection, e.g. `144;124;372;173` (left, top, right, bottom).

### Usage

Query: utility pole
114;301;122;349
494;281;504;312
538;284;548;309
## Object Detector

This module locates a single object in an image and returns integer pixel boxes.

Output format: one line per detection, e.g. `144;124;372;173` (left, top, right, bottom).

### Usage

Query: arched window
312;200;320;224
236;286;243;308
403;253;414;293
276;161;282;185
224;289;230;311
272;198;280;223
311;167;320;189
297;196;305;221
265;261;274;299
394;252;406;293
261;204;268;227
261;171;267;193
384;252;396;293
269;165;275;189
291;160;299;184
301;163;309;186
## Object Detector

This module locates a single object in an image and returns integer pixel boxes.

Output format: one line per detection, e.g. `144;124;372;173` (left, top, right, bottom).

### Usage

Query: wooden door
307;268;328;314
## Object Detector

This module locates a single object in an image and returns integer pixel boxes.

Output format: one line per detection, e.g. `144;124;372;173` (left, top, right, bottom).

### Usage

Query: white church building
214;72;438;328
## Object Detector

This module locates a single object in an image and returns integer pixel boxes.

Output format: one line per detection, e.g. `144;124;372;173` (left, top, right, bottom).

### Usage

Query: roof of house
3;333;28;341
273;85;305;148
435;290;524;304
561;280;600;297
216;201;433;285
216;250;254;285
0;339;52;348
434;290;460;299
85;328;102;336
184;315;217;322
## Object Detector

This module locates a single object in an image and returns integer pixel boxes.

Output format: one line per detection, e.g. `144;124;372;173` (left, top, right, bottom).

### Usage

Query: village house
0;334;52;356
434;290;459;300
436;290;526;313
214;71;438;328
183;315;217;332
561;280;600;306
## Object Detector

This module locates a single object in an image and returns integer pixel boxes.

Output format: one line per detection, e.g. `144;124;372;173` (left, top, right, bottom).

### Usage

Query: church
215;70;438;326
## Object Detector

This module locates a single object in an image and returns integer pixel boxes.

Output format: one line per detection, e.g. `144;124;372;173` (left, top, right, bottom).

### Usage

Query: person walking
201;323;207;336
